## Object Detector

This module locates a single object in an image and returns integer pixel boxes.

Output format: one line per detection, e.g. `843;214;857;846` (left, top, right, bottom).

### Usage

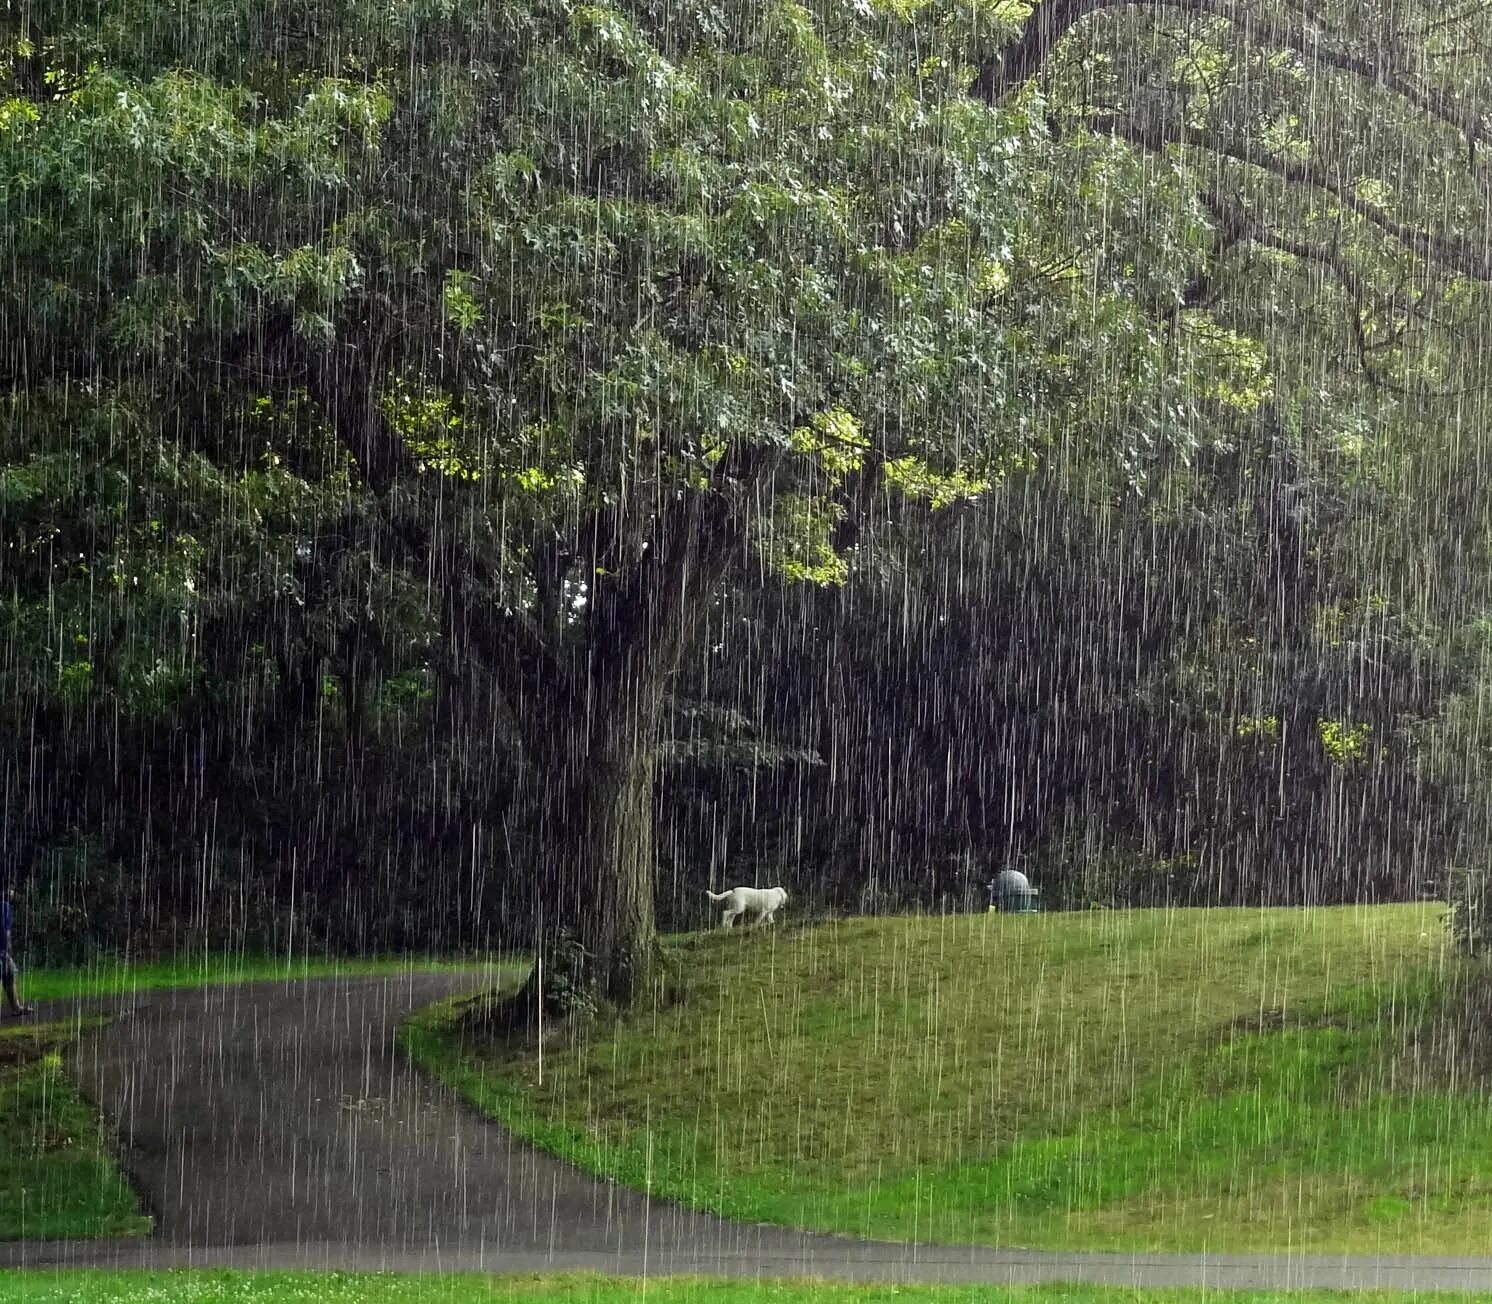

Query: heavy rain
2;1;1492;1301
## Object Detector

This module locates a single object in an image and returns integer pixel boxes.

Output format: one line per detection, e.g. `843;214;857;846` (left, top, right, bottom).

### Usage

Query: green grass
405;903;1492;1256
0;1021;151;1240
22;951;514;1004
0;1273;1484;1304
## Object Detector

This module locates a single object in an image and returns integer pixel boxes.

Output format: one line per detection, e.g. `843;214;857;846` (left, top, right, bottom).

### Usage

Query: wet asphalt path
3;971;1492;1290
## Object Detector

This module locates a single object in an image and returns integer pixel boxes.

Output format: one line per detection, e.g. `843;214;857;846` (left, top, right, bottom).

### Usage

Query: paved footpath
3;971;1492;1291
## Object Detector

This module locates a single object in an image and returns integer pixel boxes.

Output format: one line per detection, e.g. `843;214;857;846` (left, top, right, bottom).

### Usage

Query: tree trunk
463;672;668;1034
450;494;734;1032
569;720;659;1010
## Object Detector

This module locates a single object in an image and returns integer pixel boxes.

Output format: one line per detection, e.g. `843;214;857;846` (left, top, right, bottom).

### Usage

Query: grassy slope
406;904;1492;1255
0;1022;150;1240
0;1273;1481;1304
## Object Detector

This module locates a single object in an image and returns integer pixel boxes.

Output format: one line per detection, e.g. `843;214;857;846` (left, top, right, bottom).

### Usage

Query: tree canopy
4;0;1491;999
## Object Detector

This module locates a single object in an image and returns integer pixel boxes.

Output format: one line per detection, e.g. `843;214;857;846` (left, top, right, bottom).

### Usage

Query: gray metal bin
988;868;1040;914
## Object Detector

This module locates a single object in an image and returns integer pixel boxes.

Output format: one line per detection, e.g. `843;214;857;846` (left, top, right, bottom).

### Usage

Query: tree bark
567;710;661;1010
461;673;667;1033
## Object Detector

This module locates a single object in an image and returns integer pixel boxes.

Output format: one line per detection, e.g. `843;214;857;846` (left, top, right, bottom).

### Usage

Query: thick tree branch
1154;190;1249;323
588;490;742;683
573;496;642;581
972;0;1487;151
830;452;888;555
1116;118;1492;280
555;437;780;666
532;529;575;642
971;0;1121;103
1196;188;1375;303
441;577;573;725
271;319;580;730
296;338;416;496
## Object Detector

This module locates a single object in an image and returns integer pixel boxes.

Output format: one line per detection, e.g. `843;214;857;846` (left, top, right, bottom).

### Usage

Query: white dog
705;885;788;929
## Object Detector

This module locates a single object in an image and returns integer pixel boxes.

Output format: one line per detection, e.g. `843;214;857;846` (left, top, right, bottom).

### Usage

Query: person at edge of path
1;881;33;1017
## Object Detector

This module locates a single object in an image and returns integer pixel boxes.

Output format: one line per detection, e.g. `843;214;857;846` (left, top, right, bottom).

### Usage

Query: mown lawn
21;952;514;1004
405;904;1492;1255
0;1273;1481;1304
0;1021;150;1240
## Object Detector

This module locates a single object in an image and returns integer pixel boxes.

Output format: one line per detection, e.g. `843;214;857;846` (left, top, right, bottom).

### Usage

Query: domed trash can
988;868;1040;914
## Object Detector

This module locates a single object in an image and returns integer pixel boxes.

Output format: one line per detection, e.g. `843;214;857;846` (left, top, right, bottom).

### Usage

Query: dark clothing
1;896;15;978
0;897;20;1010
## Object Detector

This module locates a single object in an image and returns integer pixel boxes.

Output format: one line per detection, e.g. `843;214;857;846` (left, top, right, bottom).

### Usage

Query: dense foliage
3;0;1490;989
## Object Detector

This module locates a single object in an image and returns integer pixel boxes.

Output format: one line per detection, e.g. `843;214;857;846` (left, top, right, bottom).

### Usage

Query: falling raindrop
2;0;1492;1295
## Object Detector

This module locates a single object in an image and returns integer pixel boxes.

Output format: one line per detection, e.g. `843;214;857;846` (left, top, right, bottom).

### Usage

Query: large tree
4;0;1489;1010
3;0;1233;1013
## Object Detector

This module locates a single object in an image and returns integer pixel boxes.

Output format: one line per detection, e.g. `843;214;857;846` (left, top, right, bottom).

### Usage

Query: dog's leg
721;910;739;930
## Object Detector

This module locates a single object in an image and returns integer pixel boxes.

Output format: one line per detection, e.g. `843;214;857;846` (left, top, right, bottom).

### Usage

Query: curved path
2;971;1491;1291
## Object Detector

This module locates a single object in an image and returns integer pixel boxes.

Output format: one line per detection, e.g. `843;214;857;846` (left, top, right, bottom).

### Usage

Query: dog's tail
703;889;731;902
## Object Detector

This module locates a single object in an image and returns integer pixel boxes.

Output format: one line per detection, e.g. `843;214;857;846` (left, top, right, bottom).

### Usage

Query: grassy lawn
0;1021;150;1240
0;1274;1484;1304
404;903;1492;1256
22;951;513;1004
